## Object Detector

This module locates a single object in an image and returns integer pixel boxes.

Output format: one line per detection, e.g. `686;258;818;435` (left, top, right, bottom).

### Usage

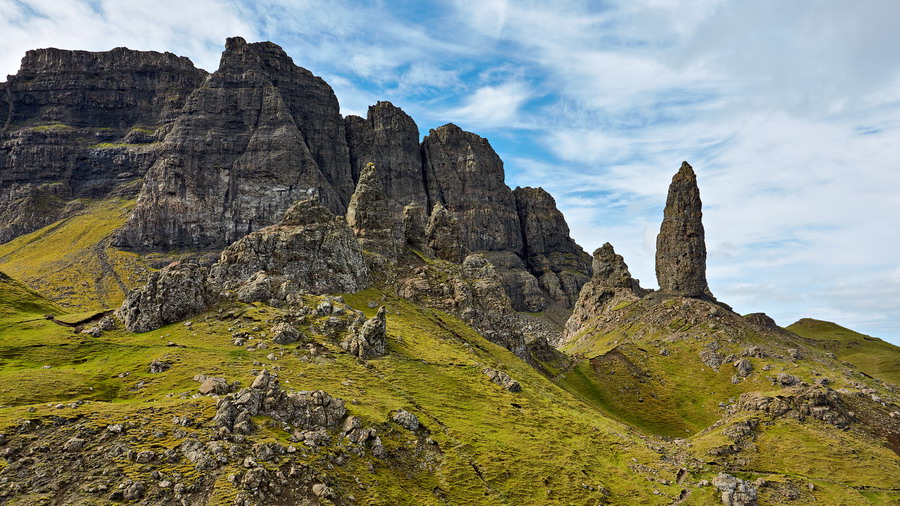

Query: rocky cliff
0;46;206;242
2;37;592;354
114;37;351;249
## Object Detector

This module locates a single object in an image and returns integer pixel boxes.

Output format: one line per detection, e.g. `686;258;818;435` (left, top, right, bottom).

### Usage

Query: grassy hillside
0;290;689;504
787;318;900;386
0;198;149;311
0;271;62;325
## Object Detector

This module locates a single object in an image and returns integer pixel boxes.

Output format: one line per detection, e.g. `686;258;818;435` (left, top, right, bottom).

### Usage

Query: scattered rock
712;473;757;506
341;306;387;359
271;322;300;345
149;359;171;373
199;377;229;395
733;359;753;377
483;367;521;392
63;437;85;452
392;410;420;431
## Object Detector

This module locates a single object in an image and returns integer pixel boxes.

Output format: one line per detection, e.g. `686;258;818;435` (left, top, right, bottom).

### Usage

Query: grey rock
208;198;369;298
483;366;521;392
199;377;229;395
271;322;300;345
214;370;347;433
655;161;711;298
345;101;428;208
0;47;204;243
117;262;215;333
122;481;146;501
712;473;757;506
346;163;404;262
392;410;420;431
341;306;387;359
149;359;171;373
425;202;466;263
512;186;592;309
117;37;352;250
734;359;753;377
63;437;85;452
563;243;646;343
422;123;523;255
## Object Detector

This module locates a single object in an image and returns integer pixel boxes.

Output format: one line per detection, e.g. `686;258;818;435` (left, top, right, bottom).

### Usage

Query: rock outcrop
345;101;427;208
208;198;369;298
421;123;523;255
116;262;215;333
346;163;404;262
513;186;591;309
0;47;206;243
116;37;352;249
341;306;388;359
563;243;646;343
213;370;347;434
655;161;711;298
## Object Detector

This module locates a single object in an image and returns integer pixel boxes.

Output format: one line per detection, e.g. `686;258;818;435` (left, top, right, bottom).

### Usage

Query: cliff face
1;37;593;351
0;46;207;243
114;37;351;249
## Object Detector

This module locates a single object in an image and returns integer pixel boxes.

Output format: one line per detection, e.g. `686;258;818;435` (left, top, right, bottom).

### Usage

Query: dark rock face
345;102;428;209
425;203;466;263
116;262;215;333
421;124;523;255
563;243;646;343
116;37;352;250
0;47;207;243
655;161;711;298
346;163;404;262
208;198;369;298
513;186;591;308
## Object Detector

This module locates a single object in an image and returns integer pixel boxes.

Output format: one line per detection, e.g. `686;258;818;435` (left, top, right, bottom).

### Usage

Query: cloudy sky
3;0;900;343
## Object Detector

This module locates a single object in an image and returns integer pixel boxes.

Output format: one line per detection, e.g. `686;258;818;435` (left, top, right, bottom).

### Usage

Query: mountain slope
787;318;900;386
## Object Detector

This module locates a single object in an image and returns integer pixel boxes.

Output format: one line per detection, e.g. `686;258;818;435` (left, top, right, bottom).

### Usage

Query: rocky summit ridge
0;38;898;506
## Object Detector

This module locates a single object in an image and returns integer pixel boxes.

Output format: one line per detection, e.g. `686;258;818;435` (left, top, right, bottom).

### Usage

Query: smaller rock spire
655;161;711;298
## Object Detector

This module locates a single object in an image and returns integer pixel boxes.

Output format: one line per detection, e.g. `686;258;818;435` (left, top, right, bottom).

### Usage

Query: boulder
392;410;420;431
271;322;300;345
341;307;387;359
712;473;757;506
117;262;215;333
483;367;521;392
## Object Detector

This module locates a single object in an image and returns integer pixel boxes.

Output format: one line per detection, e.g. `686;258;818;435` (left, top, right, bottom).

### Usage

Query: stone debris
341;306;387;359
483;367;521;392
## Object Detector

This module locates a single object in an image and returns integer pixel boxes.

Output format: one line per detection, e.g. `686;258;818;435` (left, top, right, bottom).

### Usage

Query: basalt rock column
655;161;711;298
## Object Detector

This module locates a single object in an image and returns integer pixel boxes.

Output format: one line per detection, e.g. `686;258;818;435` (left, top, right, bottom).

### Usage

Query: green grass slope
0;289;692;504
787;318;900;386
0;198;150;311
0;271;62;325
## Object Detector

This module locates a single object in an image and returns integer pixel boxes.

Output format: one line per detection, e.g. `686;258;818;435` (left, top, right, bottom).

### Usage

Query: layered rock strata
115;37;352;249
0;46;206;243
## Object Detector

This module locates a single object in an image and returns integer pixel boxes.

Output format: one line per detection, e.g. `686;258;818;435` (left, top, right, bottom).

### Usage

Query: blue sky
3;0;900;344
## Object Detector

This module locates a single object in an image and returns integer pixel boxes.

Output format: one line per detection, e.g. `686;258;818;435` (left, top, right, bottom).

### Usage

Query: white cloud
0;0;255;75
443;81;531;129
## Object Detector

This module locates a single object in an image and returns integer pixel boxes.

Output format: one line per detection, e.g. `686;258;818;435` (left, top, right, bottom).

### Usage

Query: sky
2;0;900;344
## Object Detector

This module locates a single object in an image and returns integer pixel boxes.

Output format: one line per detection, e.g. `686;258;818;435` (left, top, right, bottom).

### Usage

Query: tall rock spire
655;161;711;298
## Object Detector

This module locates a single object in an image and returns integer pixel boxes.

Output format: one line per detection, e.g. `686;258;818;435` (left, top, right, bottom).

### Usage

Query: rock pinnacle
655;161;711;298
